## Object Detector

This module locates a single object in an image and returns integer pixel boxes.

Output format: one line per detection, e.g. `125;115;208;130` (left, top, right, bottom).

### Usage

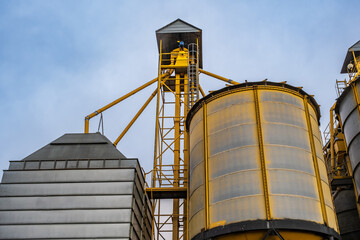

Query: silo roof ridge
22;132;126;160
156;18;201;34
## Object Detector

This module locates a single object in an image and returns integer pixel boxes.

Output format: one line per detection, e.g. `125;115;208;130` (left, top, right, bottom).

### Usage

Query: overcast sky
0;0;359;178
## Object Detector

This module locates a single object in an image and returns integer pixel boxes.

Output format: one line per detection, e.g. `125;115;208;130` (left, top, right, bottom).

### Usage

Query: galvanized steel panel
210;195;266;224
0;209;132;224
0;182;134;196
0;224;131;239
0;195;133;210
189;209;205;240
2;169;135;183
8;161;24;170
269;195;323;222
51;133;108;144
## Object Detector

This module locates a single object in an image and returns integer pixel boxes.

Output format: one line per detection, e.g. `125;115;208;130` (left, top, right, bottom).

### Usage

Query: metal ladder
335;79;348;97
188;43;199;106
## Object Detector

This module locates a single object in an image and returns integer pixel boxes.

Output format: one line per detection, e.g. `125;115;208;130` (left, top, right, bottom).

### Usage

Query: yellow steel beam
162;81;186;105
202;102;210;229
199;68;240;85
172;73;181;240
113;74;172;146
152;41;163;240
330;103;336;174
152;40;163;188
183;74;189;240
199;84;206;97
304;96;328;225
336;114;352;177
113;88;158;146
253;87;271;220
146;187;187;192
352;51;360;81
84;72;171;133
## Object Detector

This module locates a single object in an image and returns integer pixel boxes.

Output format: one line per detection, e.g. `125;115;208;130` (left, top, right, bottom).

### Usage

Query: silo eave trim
186;81;321;130
192;219;340;240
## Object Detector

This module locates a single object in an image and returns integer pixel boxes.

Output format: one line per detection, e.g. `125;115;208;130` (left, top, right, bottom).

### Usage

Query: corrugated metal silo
0;133;152;240
186;82;339;240
333;186;360;240
335;78;360;202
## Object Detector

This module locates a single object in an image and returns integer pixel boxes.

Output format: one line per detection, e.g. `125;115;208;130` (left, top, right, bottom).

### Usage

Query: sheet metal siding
0;224;131;239
0;182;134;196
0;159;150;239
334;189;360;240
337;80;360;201
2;169;135;183
0;209;132;224
188;84;338;239
131;170;153;240
0;195;133;210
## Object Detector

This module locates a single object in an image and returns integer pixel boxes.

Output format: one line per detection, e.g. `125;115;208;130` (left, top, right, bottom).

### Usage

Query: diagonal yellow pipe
199;68;239;85
85;71;172;133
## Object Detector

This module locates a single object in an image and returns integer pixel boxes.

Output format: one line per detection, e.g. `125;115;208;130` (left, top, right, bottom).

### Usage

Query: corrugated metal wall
0;134;152;240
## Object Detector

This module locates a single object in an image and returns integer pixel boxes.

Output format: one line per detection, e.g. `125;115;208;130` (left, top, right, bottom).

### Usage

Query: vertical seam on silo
203;102;210;229
303;96;328;225
253;87;271;220
183;73;189;240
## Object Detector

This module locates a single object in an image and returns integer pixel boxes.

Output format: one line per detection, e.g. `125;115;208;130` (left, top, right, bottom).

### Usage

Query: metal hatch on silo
186;81;340;240
0;133;152;240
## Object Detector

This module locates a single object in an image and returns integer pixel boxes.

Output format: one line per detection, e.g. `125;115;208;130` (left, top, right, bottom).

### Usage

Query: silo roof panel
156;19;203;68
51;133;108;145
23;133;126;160
156;19;201;34
349;40;360;52
341;40;360;73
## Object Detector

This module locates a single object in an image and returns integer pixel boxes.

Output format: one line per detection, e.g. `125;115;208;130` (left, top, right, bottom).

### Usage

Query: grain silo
335;75;360;201
322;40;360;240
186;82;340;240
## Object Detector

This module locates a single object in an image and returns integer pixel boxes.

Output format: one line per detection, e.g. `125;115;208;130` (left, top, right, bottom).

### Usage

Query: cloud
1;0;360;178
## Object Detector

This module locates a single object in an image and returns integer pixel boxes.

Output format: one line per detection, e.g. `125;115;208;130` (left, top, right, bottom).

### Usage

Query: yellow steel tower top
150;19;202;240
83;19;239;240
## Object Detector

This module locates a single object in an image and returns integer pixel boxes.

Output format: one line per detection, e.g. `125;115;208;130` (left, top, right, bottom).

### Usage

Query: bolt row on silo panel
186;82;340;240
